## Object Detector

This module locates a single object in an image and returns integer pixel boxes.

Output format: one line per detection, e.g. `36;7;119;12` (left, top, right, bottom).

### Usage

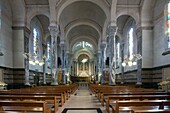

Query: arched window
166;1;170;48
47;42;51;66
128;28;134;60
115;37;120;68
33;28;39;60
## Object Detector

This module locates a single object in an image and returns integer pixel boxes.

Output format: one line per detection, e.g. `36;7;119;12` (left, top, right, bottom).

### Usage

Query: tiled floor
57;86;107;113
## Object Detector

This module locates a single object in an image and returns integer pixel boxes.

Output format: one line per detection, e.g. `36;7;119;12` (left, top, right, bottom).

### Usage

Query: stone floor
57;86;108;113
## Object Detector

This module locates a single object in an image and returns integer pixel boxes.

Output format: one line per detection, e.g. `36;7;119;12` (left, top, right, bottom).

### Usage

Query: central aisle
57;86;107;113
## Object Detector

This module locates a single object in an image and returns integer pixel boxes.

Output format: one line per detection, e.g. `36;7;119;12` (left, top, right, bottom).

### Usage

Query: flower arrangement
158;80;170;86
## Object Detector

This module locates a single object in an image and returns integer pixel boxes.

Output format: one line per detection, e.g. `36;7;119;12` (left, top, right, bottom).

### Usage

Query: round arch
116;8;140;26
74;50;93;60
65;19;102;39
69;35;98;52
26;9;50;29
56;0;109;24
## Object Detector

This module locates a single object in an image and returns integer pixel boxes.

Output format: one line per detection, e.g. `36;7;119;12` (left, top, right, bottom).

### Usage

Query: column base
136;82;142;85
43;82;46;84
42;82;46;86
25;82;30;86
51;82;58;86
136;82;142;88
109;82;116;86
120;82;124;84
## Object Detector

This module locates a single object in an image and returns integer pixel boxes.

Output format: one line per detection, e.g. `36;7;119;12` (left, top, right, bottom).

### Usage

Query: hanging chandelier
122;54;142;67
23;53;46;66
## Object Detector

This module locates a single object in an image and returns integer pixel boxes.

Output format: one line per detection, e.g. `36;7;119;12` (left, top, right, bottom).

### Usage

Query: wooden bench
0;100;51;113
106;95;170;113
101;91;167;107
96;87;164;101
0;111;27;113
112;100;170;113
0;92;64;106
0;95;59;113
132;109;170;113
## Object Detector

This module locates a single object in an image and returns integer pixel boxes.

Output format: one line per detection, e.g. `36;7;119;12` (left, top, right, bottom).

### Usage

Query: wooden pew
101;91;167;107
0;92;64;106
112;100;170;113
132;109;170;113
105;95;170;113
0;95;59;113
0;100;51;113
0;111;27;113
94;86;164;101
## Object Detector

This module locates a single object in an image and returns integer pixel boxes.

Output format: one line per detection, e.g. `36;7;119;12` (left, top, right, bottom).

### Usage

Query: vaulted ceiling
22;0;147;59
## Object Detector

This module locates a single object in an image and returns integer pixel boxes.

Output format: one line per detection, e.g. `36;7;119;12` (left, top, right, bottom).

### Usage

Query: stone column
136;27;142;85
77;61;79;76
24;27;31;86
94;54;97;81
72;60;76;76
65;51;71;83
101;41;106;84
108;25;117;85
60;41;66;84
97;51;102;82
42;44;47;85
89;61;91;75
89;59;93;80
48;25;58;85
74;60;76;76
120;35;124;84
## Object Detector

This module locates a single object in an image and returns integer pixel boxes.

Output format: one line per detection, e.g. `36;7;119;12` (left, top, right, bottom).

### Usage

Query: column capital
100;40;107;50
48;25;59;38
90;59;94;62
98;50;102;55
107;25;118;37
135;26;142;38
60;39;65;49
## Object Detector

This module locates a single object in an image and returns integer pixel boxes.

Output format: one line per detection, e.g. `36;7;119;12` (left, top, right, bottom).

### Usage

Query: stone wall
153;0;170;67
0;0;13;68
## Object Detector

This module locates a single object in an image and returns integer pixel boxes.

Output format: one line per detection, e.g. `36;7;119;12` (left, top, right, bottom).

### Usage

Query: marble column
65;51;71;83
48;25;58;85
77;61;79;76
108;25;117;85
42;44;47;85
101;41;106;84
60;42;66;84
94;54;97;80
136;27;142;85
97;51;102;82
74;61;76;76
120;36;124;84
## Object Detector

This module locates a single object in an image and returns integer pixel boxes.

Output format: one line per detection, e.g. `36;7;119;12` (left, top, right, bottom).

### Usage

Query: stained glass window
128;28;134;60
167;1;170;48
73;41;93;52
47;42;51;65
33;28;39;60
